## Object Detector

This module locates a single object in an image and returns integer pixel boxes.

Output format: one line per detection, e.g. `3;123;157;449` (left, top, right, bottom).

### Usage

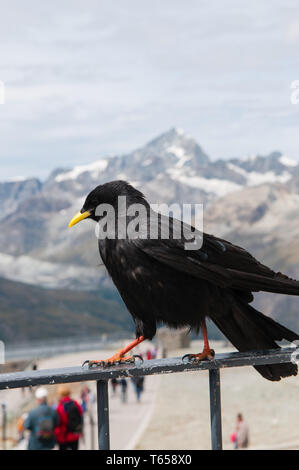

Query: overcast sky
1;0;299;180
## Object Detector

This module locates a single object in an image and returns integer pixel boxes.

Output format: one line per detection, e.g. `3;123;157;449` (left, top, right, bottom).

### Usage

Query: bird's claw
132;354;144;363
182;349;215;363
82;354;143;369
82;360;91;368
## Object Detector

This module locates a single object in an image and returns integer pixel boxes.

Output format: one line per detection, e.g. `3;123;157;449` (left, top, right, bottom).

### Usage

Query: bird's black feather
79;180;299;381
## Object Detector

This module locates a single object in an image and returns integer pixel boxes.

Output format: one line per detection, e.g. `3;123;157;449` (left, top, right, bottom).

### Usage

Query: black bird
69;180;299;381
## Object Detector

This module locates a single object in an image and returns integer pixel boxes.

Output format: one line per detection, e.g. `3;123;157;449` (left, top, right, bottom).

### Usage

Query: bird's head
68;180;147;227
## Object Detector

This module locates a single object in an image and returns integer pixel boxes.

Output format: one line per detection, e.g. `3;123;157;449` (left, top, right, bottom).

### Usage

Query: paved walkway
136;340;299;450
79;374;160;450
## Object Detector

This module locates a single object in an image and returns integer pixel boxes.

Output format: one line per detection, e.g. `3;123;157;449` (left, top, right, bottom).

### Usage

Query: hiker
151;347;158;359
24;387;58;450
17;413;27;442
235;413;249;449
146;349;152;360
55;385;83;450
131;376;145;402
80;386;90;413
111;378;119;395
120;378;128;403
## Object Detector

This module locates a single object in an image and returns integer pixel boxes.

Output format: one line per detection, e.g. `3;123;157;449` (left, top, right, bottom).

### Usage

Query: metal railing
0;347;296;450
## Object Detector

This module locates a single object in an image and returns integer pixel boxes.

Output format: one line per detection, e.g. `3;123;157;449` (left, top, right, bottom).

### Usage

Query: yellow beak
68;210;91;228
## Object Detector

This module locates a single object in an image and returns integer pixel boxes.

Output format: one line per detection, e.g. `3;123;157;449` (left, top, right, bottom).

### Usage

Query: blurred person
111;378;118;395
230;431;237;448
152;347;158;359
131;376;144;402
146;349;152;360
235;413;249;449
55;385;83;450
29;363;38;396
17;413;28;443
120;378;128;403
80;386;91;413
24;388;58;450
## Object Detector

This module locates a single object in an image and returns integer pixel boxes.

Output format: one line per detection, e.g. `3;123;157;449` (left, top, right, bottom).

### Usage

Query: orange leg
84;336;145;368
183;320;215;362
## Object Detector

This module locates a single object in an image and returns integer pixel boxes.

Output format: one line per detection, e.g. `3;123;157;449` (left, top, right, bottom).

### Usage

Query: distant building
157;327;190;351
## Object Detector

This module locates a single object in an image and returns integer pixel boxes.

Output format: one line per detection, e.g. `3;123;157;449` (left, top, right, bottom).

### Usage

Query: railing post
96;380;110;450
209;368;222;450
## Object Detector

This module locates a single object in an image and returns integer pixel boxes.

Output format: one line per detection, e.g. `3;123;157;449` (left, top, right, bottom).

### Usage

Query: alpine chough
69;180;299;381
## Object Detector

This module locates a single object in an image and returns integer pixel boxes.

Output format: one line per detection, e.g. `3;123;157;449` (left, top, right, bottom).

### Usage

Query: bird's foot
182;348;215;363
82;353;143;368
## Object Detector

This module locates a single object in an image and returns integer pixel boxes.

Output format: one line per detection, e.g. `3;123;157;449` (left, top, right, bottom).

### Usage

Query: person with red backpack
55;385;83;450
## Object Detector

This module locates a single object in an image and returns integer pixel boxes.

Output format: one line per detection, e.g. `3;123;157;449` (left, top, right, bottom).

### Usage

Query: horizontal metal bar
0;347;296;390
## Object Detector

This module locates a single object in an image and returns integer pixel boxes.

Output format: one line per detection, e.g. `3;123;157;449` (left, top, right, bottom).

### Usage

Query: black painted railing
0;347;297;450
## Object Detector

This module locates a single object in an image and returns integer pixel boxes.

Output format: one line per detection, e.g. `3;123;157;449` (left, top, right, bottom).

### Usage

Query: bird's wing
133;238;232;287
130;218;299;295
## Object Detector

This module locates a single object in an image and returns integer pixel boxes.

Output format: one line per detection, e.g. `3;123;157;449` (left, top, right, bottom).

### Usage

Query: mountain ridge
1;128;299;341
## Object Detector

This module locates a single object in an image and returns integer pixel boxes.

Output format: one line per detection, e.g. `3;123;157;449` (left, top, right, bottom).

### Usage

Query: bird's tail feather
230;270;299;296
211;301;299;381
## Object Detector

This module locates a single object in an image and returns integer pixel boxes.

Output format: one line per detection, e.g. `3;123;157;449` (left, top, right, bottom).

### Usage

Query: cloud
1;0;299;179
286;21;299;43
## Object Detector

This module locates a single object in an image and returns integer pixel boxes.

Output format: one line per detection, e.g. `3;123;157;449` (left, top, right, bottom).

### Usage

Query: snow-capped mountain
0;127;299;286
0;178;42;219
1;128;299;338
2;128;298;210
44;128;299;201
